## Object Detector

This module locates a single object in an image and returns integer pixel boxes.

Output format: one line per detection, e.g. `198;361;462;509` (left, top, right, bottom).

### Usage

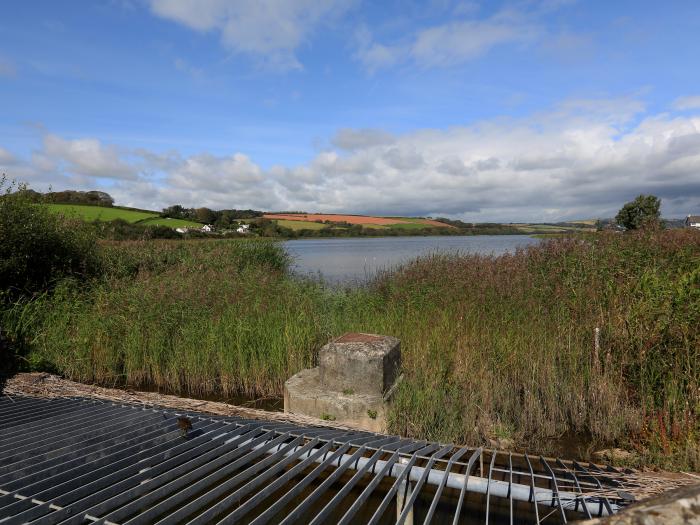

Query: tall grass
5;231;699;469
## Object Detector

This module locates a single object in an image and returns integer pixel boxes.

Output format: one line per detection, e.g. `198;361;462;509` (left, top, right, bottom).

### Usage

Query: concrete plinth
284;333;401;432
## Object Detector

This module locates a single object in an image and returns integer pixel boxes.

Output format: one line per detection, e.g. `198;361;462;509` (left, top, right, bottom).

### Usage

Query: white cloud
43;134;138;180
673;95;700;111
353;3;578;72
149;0;353;70
3;97;700;220
411;10;538;67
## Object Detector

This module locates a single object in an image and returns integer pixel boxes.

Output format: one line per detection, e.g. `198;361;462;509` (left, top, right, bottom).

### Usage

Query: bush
0;179;101;300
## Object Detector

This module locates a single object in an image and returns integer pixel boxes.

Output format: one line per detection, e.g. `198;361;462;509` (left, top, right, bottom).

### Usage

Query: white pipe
228;436;618;517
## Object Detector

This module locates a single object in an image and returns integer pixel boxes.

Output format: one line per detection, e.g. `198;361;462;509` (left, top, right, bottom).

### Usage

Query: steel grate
0;396;632;524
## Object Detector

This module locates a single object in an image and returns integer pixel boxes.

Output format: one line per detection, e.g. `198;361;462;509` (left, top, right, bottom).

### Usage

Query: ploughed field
3;230;699;471
263;213;453;229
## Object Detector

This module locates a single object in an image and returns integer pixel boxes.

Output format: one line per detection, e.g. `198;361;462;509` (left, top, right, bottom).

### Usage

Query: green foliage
161;204;262;226
45;203;160;223
4;228;699;469
616;194;662;230
0;179;101;300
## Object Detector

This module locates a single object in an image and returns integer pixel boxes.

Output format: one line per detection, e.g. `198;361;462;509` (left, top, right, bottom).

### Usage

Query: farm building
685;215;700;229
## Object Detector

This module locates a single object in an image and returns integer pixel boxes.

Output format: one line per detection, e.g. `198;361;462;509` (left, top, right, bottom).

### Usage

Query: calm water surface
283;235;541;283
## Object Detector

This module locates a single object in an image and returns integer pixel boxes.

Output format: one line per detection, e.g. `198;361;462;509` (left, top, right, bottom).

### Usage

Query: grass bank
3;231;699;470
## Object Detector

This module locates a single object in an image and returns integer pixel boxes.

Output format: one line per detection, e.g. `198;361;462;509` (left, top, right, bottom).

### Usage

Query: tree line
160;205;263;226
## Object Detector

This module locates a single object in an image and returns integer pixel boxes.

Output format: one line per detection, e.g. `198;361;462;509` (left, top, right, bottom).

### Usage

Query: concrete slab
284;367;387;432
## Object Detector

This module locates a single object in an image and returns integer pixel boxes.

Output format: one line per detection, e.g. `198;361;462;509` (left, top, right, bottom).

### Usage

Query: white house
201;224;214;233
236;223;250;234
686;215;700;229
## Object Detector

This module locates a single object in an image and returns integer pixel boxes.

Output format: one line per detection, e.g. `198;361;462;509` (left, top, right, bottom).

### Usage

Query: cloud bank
149;0;354;70
3;98;700;221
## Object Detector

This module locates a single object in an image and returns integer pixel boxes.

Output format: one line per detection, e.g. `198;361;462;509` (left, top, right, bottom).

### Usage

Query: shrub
0;179;101;300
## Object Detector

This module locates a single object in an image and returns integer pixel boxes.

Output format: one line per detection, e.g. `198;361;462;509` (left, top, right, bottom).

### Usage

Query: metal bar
0;418;200;512
84;428;281;525
452;448;482;525
0;410;161;463
540;457;567;524
0;415;192;490
308;446;386;525
397;445;452;525
556;458;591;519
219;440;337;524
143;434;308;525
337;450;401;525
7;426;265;525
251;442;354;525
524;454;541;524
368;450;422;525
573;461;612;517
423;446;470;525
0;404;148;451
278;444;368;525
484;450;497;525
508;453;513;525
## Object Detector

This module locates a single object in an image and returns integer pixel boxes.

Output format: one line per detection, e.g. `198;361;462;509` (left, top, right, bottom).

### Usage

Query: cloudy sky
1;0;700;221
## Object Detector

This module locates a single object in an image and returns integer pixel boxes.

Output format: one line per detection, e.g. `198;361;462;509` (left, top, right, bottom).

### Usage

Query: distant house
686;215;700;229
201;224;214;233
236;224;250;234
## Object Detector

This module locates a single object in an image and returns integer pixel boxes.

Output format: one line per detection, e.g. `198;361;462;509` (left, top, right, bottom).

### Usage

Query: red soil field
263;213;452;227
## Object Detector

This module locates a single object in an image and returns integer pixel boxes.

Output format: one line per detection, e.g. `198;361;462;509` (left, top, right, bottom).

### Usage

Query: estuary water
283;235;541;283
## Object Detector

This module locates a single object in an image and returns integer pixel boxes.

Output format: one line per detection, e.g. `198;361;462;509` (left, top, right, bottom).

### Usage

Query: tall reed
8;231;699;469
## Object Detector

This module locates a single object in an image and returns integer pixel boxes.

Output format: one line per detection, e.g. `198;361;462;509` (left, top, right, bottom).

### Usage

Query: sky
1;0;700;221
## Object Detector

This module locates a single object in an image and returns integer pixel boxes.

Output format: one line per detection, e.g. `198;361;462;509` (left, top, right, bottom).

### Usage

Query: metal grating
0;396;632;524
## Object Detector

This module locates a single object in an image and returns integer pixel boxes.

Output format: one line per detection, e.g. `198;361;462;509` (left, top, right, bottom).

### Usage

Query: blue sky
1;0;700;221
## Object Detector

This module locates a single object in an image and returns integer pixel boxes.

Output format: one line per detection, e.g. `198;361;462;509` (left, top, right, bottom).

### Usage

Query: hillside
262;213;453;230
42;202;603;236
44;204;203;228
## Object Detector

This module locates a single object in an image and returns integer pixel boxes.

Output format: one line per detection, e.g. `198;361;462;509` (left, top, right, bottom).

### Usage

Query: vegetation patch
44;203;159;223
273;219;328;230
137;217;203;228
2;186;698;470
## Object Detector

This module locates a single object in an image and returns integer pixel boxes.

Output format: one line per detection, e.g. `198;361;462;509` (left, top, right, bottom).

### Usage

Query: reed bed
3;231;699;470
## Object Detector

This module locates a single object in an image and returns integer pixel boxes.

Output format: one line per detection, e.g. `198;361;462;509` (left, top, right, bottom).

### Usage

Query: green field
386;222;436;230
45;204;158;223
138;217;203;228
274;219;328;230
43;204;202;229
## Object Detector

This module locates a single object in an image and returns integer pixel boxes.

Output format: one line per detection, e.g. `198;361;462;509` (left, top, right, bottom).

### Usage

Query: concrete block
284;367;387;433
319;333;400;396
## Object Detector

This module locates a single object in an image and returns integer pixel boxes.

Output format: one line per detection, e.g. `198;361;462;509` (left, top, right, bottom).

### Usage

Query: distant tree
161;205;186;219
194;207;216;224
615;195;662;230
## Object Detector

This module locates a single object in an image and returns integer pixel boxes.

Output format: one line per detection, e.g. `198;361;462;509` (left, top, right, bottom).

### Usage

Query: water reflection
283;236;541;284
